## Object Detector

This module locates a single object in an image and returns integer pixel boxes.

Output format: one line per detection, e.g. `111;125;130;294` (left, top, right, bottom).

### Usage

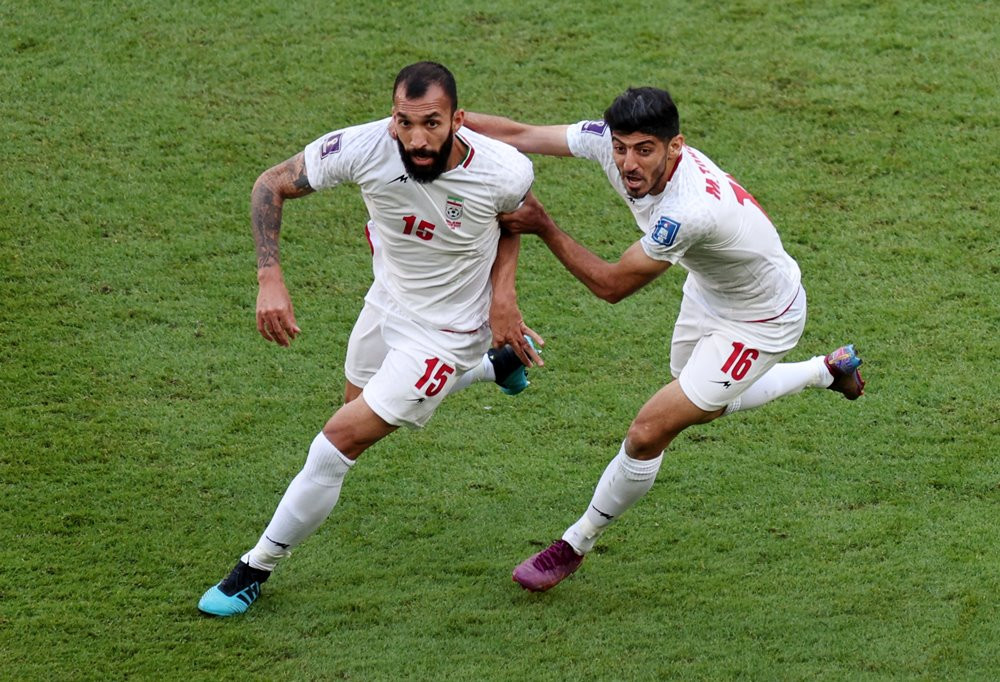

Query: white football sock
562;443;663;554
723;356;831;415
447;354;494;393
244;432;354;571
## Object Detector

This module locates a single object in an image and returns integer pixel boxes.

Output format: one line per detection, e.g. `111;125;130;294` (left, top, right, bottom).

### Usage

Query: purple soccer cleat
512;540;584;592
824;344;865;400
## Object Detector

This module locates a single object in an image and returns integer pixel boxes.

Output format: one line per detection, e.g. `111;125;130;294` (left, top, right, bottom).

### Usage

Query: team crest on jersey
320;133;343;158
581;120;608;136
445;195;464;229
651;216;681;247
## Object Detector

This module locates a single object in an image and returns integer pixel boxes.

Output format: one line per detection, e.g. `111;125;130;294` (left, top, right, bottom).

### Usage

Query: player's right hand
498;191;552;236
256;277;301;347
513;323;545;368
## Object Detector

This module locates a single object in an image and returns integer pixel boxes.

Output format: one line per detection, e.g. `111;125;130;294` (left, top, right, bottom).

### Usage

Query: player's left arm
500;192;670;303
489;229;543;367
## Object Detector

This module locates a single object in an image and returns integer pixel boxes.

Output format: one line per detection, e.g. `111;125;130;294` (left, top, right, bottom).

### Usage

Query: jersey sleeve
495;151;535;213
303;118;388;190
565;119;613;163
639;207;710;264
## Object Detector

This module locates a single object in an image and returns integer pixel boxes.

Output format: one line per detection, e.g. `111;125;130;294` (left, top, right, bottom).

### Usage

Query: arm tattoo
291;164;312;192
252;181;282;269
251;155;314;270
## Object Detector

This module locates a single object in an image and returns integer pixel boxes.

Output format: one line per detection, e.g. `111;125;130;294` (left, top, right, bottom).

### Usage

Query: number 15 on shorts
415;357;454;397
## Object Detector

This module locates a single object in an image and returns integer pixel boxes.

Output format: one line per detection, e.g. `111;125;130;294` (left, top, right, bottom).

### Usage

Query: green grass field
3;0;999;679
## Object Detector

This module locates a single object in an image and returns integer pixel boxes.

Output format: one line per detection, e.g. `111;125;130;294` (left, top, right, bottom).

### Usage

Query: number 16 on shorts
721;341;759;380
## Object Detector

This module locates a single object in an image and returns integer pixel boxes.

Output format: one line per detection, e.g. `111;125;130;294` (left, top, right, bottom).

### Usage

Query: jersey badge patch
320;133;343;158
581;120;608;136
445;195;464;229
651;216;681;247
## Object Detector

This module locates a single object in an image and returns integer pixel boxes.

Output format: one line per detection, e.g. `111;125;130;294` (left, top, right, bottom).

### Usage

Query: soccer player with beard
198;62;541;616
466;87;865;591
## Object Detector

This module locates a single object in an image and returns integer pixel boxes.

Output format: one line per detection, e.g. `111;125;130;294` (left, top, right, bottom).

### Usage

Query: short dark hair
603;87;679;141
393;61;458;111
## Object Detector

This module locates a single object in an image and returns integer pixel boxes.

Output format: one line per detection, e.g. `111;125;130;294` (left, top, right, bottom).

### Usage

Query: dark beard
396;133;454;184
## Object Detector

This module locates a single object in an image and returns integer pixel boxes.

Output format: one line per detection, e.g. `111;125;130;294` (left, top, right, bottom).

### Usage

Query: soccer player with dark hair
198;62;542;616
467;86;864;591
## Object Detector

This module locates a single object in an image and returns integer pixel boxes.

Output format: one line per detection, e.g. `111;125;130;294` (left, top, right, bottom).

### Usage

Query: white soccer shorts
345;282;490;428
671;289;806;411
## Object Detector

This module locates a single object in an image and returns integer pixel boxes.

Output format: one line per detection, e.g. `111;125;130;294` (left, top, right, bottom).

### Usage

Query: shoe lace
829;346;861;374
533;541;574;571
219;562;269;595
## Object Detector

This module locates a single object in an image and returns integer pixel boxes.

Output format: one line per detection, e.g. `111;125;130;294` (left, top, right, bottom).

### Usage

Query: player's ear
453;108;465;131
669;133;684;155
389;118;398;140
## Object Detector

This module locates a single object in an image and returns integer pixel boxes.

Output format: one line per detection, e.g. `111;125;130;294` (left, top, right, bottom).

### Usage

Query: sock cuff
312;432;355;466
722;398;741;416
620;453;663;481
304;432;354;485
815;355;835;388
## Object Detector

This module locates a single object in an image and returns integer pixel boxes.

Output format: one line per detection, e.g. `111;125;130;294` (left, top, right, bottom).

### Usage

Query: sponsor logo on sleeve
581;120;608;136
320;132;343;158
650;216;681;247
445;195;464;229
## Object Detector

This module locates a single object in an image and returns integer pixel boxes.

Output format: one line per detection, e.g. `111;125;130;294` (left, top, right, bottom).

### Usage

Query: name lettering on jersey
689;149;722;201
651;216;681;247
320;133;343;158
445;195;464;229
726;174;768;217
581;120;608;136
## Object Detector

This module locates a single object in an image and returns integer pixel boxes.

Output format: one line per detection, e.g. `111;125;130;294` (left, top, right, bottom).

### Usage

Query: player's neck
649;152;683;196
445;134;470;172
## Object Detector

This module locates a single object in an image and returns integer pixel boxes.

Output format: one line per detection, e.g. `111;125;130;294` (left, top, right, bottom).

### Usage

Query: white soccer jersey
304;118;534;331
566;120;801;323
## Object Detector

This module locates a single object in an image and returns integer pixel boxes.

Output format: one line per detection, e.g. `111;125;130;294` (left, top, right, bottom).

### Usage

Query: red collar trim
665;151;683;184
458;134;475;168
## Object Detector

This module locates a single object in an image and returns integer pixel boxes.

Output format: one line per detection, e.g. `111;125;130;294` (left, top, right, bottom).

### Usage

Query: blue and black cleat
488;337;538;396
198;561;271;617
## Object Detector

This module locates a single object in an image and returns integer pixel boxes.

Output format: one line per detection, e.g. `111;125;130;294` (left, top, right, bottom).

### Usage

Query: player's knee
625;419;676;459
322;421;366;460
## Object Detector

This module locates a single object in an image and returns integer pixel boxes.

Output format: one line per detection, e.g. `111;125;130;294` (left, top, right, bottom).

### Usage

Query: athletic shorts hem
677;373;728;412
361;392;423;430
